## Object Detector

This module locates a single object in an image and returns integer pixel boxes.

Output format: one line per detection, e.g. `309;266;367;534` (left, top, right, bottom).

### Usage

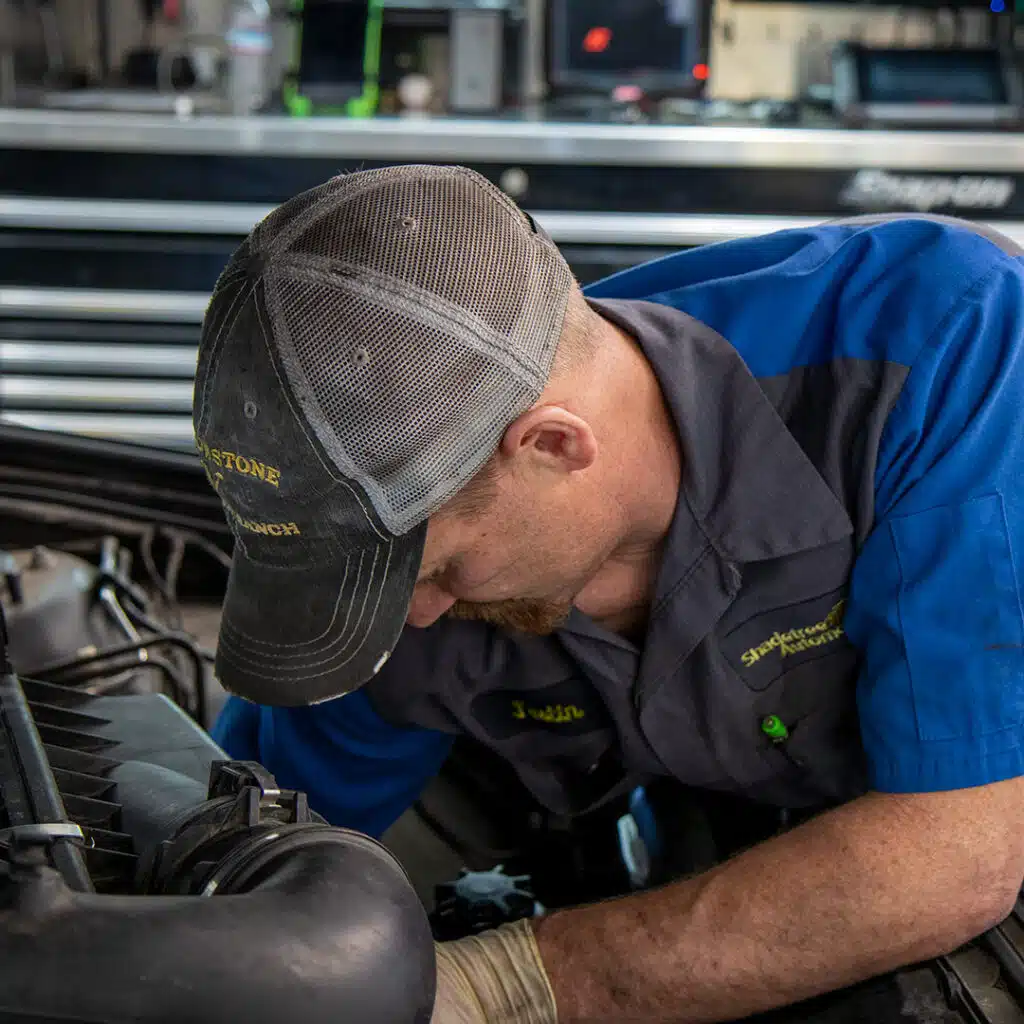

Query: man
195;164;1024;1023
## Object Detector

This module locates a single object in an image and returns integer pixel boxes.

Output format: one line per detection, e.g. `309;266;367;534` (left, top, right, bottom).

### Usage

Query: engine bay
2;423;1024;1024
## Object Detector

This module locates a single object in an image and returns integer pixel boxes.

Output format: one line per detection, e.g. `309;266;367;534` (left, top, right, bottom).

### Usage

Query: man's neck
571;315;682;638
573;509;674;639
574;550;665;641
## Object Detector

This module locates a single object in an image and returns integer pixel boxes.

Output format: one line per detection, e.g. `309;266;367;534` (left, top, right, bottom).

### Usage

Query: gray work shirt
367;297;866;816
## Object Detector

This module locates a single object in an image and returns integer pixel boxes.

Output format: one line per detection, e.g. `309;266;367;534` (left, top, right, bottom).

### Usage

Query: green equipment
284;0;384;117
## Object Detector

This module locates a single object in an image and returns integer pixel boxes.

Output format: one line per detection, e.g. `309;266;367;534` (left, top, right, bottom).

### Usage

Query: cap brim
213;522;426;706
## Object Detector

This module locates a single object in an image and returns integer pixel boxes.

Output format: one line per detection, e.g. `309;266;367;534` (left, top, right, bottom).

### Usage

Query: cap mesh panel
273;276;535;523
257;165;576;534
287;169;550;352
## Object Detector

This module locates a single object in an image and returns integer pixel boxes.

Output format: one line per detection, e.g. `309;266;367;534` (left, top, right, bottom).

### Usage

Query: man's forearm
533;786;1023;1023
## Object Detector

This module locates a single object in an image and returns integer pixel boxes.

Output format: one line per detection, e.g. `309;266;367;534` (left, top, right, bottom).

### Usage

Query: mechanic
194;164;1024;1024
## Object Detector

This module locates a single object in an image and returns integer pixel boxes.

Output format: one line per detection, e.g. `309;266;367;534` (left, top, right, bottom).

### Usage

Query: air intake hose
0;759;436;1024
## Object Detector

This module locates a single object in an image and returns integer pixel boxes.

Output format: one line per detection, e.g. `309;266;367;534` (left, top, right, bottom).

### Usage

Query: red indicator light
583;27;613;53
692;63;709;81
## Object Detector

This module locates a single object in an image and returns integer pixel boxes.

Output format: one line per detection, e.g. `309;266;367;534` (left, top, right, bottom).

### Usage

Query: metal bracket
206;760;314;826
0;822;86;848
208;760;281;804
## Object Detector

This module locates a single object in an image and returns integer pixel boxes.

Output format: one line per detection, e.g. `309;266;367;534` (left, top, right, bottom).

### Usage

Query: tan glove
431;918;558;1024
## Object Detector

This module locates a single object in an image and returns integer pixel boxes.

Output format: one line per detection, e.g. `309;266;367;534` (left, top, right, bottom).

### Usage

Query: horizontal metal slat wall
0;294;205;451
0;199;691;452
4;124;1023;452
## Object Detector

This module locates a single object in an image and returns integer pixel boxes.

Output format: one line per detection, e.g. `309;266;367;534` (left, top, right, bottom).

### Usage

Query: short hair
443;288;596;521
551;286;596;376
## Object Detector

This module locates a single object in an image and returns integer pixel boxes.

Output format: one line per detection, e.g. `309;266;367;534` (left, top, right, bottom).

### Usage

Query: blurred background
0;0;1021;452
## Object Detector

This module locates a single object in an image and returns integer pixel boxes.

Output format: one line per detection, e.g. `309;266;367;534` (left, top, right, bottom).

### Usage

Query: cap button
243;252;267;277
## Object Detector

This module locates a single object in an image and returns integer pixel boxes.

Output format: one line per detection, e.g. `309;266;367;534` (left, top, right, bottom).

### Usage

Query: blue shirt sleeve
210;690;454;837
844;253;1024;792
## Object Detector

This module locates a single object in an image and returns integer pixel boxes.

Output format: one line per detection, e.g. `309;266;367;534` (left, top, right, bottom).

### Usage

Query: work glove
431;918;558;1024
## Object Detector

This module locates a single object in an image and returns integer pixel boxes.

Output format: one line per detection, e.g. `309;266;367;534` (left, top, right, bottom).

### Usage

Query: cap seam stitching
219;548;389;675
221;548;362;651
251;280;390;541
274;255;547;386
253;164;560;276
260;166;477;256
195;278;256;439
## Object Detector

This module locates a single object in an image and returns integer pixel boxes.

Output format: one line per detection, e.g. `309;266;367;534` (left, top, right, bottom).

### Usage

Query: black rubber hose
104;760;209;860
33;653;194;714
30;636;206;722
0;827;436;1024
118;595;211;721
33;634;209;678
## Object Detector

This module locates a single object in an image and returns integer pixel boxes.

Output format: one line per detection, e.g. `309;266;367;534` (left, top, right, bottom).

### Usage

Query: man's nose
406;583;456;628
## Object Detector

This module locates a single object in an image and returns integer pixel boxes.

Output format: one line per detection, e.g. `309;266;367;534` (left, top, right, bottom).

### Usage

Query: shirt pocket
743;640;868;804
471;682;622;816
890;493;1024;743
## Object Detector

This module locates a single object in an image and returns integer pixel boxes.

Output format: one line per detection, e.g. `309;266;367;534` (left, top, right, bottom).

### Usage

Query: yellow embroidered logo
512;700;586;725
227;510;301;538
211;495;302;538
741;600;846;668
196;437;282;488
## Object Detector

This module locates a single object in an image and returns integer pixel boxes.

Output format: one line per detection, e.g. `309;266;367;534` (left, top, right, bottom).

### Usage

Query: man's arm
534;779;1024;1022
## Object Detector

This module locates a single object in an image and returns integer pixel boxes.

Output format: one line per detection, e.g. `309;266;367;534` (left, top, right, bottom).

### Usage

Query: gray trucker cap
192;165;576;706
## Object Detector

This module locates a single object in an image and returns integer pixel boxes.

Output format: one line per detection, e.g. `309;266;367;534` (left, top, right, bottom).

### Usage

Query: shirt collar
587;298;853;585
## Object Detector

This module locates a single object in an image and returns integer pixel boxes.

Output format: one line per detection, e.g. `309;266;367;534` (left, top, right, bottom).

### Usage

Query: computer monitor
549;0;707;95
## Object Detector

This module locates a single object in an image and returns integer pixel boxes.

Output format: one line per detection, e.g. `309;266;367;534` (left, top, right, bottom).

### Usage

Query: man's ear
499;405;597;475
